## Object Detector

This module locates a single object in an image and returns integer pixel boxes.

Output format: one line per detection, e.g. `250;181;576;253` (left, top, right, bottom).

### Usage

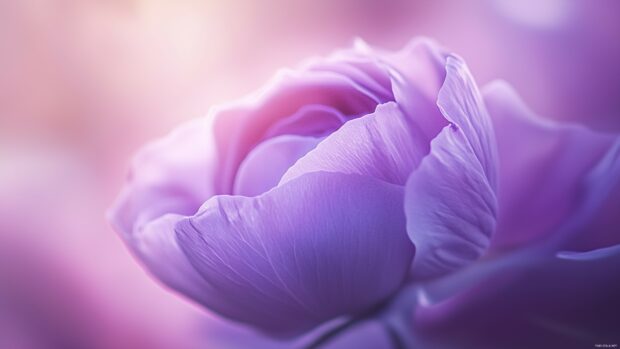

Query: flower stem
301;302;387;349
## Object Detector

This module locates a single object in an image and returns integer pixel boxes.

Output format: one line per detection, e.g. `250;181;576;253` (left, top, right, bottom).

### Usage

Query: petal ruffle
405;56;499;279
356;38;449;147
175;171;414;336
307;52;394;103
483;81;619;250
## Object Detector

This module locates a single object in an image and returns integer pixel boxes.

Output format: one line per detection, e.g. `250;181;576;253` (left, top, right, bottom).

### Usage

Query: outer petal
108;116;215;241
405;56;499;279
483;81;619;250
413;244;620;348
175;171;414;336
124;214;235;318
280;102;427;186
107;117;231;314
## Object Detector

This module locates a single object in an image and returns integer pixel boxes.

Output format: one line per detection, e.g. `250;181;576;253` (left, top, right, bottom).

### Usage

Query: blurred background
1;0;619;348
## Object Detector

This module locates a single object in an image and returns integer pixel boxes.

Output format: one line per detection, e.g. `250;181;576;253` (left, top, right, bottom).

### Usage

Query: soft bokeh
1;1;619;348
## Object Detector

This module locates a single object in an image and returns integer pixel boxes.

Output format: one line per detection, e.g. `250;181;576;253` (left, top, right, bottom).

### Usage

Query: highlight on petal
280;102;427;186
482;81;619;250
405;55;499;279
175;171;414;336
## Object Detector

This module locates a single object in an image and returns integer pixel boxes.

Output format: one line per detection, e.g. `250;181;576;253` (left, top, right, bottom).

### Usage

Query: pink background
1;1;618;348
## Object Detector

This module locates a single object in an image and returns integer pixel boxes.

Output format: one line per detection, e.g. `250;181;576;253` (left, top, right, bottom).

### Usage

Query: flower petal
566;139;620;250
106;117;236;316
263;104;346;139
125;214;234;317
280;102;427;186
405;56;499;279
483;81;619;250
175;171;414;336
233;134;321;196
308;54;394;103
356;37;449;145
108;116;216;241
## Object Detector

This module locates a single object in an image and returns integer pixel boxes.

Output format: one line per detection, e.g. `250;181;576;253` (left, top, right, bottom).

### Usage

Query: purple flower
109;38;620;347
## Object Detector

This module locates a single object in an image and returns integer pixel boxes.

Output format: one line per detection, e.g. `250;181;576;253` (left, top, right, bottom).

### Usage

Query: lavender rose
109;38;620;347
